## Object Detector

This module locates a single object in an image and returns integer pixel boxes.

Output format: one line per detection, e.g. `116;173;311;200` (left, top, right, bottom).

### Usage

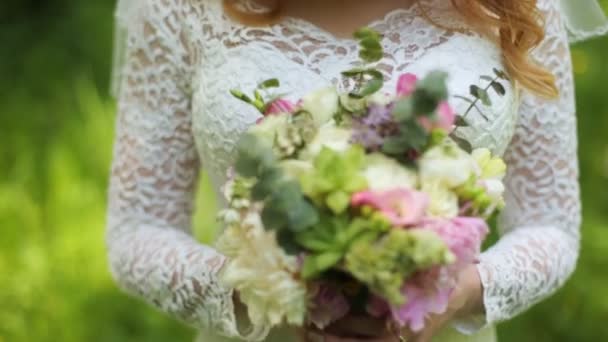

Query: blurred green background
1;1;607;341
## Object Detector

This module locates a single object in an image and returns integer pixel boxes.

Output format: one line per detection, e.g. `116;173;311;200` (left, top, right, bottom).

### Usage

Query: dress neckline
236;0;427;42
281;7;420;42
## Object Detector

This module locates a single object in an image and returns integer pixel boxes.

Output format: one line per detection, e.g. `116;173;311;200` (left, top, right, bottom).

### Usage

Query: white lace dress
107;0;581;341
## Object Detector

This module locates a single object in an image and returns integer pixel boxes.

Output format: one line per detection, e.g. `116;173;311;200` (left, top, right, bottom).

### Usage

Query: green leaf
354;27;384;63
341;68;366;77
381;135;409;155
493;68;509;80
258;78;280;89
230;89;253;104
392;98;413;121
455;115;470;127
261;200;288;231
325;191;350;214
287;199;320;232
450;133;473;153
353;27;381;40
470;85;492;106
416;71;449;101
301;252;344;279
480;75;494;82
254;89;263;103
349;78;383;99
277;229;302;255
490;81;506;96
234;134;276;178
400;121;429;151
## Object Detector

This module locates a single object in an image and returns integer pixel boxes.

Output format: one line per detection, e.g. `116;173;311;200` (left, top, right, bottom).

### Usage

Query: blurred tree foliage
1;0;607;341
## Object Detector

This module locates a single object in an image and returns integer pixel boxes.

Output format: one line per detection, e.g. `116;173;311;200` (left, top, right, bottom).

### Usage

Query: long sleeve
106;0;244;338
475;0;581;326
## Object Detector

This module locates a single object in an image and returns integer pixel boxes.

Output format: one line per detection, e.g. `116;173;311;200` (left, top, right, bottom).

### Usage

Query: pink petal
397;73;418;97
419;217;489;274
264;98;296;116
351;189;429;227
437;101;456;131
391;281;452;332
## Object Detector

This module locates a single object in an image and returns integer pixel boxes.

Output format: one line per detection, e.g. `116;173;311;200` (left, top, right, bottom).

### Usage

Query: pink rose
264;98;296;116
391;279;452;332
420;217;489;273
419;101;456;132
351;188;429;227
396;73;418;97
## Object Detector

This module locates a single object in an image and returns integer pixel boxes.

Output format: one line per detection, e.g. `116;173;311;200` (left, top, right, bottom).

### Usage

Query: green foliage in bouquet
383;71;450;158
344;229;454;305
296;213;391;279
235;134;319;233
341;28;385;100
230;78;283;114
300;146;368;214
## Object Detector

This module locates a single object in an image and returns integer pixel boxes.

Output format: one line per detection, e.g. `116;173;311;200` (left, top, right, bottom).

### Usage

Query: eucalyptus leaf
480;75;494;82
470;85;492;106
450;133;473;153
258;78;280;89
493;68;509;80
490;81;506;96
454;115;470;127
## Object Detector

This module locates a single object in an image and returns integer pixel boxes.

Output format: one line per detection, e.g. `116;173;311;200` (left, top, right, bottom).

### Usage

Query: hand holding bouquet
216;28;507;339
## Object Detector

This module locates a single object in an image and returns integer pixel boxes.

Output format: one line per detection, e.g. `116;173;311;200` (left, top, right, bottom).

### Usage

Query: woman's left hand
401;264;484;342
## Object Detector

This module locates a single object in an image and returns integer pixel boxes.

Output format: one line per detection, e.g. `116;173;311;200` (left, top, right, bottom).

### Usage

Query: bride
106;0;607;341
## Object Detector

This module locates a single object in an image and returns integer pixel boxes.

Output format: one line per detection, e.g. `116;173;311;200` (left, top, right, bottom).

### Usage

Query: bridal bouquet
216;29;506;335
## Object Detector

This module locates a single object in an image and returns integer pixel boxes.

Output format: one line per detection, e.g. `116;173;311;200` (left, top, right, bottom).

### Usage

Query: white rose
421;181;459;218
363;153;418;190
249;114;289;145
419;141;474;188
302;87;340;126
300;122;352;159
481;179;505;203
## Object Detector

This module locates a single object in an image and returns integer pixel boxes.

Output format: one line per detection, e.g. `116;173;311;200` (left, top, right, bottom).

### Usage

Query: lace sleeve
106;0;248;338
469;0;581;329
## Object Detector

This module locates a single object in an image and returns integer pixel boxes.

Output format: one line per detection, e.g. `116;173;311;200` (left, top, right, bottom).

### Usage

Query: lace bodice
107;0;580;340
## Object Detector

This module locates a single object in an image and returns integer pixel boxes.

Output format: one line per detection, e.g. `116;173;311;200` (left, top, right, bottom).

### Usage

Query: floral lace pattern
107;0;580;340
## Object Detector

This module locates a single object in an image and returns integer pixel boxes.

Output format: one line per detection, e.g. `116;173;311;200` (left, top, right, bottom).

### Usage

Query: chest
190;7;520;193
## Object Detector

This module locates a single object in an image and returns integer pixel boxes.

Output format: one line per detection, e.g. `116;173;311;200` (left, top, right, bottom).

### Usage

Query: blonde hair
223;0;559;98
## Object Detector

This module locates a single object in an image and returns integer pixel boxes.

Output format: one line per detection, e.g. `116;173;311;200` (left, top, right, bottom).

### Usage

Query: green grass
1;1;608;341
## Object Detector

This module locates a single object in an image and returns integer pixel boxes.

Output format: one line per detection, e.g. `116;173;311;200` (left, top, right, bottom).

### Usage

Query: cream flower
300;122;352;160
249;114;289;146
471;148;507;206
302;87;340;126
217;211;307;328
472;148;507;180
279;159;313;180
420;180;459;218
363;153;418;191
419;140;474;189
